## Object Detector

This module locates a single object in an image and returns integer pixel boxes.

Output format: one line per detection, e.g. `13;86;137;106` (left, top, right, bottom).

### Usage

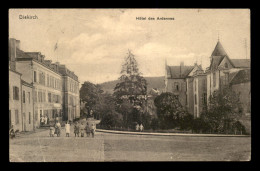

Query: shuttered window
13;86;19;100
23;90;25;103
15;110;19;124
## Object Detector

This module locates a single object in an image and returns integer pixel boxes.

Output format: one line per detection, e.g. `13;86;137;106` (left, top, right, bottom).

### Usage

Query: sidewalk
14;127;49;137
96;129;250;137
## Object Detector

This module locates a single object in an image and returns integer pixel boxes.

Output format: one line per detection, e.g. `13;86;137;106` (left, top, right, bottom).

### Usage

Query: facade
9;38;34;131
9;69;22;131
165;41;250;119
205;40;251;132
165;61;205;117
21;80;34;131
9;38;80;130
205;41;250;101
59;65;80;121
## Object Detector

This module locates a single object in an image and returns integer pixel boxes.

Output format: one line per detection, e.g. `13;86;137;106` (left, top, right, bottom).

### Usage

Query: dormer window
225;62;228;68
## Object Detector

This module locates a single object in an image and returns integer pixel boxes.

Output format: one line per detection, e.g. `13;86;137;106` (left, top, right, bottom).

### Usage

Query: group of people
73;122;96;138
136;123;144;132
50;120;96;138
40;115;49;126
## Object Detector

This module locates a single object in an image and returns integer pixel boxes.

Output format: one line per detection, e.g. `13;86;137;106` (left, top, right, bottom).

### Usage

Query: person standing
65;121;70;137
139;124;144;132
91;123;96;138
80;122;85;137
136;124;140;132
85;122;91;137
9;125;15;139
40;114;44;126
47;116;50;125
44;115;48;125
74;122;79;137
55;121;61;137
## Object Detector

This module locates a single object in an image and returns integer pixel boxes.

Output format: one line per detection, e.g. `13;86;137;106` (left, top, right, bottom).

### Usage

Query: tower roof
211;41;227;56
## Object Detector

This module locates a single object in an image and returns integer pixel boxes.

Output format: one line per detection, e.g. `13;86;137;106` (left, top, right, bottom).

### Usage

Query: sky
9;9;250;84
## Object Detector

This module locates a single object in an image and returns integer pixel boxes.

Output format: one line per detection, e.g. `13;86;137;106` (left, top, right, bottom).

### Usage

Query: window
203;93;207;105
224;73;229;86
35;110;38;121
34;91;37;102
174;82;180;91
13;86;19;100
29;112;31;124
194;94;197;105
39;72;45;85
34;71;37;82
194;80;197;91
47;75;49;86
48;93;51;103
28;92;30;104
15;110;19;124
213;72;216;87
38;91;42;103
225;62;228;68
23;91;25;103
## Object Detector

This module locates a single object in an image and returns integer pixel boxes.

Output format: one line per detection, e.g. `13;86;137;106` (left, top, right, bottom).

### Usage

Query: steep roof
167;65;194;78
16;48;32;58
230;59;250;68
210;56;225;70
211;41;227;56
230;69;250;85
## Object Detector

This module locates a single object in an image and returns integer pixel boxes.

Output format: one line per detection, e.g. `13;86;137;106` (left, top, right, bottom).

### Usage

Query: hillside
99;76;165;94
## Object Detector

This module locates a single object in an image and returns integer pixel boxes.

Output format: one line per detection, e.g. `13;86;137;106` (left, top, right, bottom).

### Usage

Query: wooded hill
100;76;165;94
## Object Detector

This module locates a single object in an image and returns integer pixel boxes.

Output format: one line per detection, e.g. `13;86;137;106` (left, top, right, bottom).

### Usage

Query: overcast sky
9;9;250;84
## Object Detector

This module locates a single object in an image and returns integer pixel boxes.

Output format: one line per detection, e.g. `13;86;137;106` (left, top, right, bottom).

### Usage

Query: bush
150;118;159;130
232;121;246;135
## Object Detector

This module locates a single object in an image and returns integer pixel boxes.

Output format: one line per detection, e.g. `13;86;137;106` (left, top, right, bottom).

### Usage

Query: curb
96;129;250;137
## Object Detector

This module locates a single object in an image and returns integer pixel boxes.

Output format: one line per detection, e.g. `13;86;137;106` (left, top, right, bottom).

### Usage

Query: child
49;126;55;137
74;122;79;137
65;121;70;137
80;122;85;137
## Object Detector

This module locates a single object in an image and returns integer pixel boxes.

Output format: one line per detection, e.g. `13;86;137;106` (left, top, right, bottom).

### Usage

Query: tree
154;92;189;129
114;50;147;107
80;81;104;117
200;87;243;133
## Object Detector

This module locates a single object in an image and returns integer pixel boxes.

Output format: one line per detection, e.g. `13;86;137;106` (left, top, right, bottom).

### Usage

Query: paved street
9;127;251;162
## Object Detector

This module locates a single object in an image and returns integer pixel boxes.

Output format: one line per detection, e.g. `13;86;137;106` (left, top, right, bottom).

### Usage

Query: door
23;113;26;131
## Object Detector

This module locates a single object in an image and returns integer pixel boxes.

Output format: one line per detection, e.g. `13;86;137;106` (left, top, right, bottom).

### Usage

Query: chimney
16;40;21;50
9;38;18;70
180;61;184;77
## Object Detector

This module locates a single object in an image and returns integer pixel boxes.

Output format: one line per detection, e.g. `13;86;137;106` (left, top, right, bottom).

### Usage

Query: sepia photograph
8;8;251;162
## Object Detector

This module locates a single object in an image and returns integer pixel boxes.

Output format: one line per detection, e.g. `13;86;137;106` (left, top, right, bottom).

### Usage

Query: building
165;61;205;117
9;38;80;129
205;40;250;101
9;38;34;131
59;65;80;121
9;69;22;131
21;80;34;131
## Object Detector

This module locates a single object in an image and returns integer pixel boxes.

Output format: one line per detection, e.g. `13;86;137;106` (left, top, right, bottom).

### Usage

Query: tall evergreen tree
114;50;147;107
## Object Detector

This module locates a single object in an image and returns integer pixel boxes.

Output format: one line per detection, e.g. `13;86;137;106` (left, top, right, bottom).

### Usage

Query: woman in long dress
65;121;70;137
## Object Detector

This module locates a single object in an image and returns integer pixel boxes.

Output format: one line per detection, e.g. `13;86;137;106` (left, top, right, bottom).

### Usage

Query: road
9;127;251;162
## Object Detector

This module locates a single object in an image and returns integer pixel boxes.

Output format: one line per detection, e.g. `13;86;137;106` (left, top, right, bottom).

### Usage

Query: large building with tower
165;40;250;121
